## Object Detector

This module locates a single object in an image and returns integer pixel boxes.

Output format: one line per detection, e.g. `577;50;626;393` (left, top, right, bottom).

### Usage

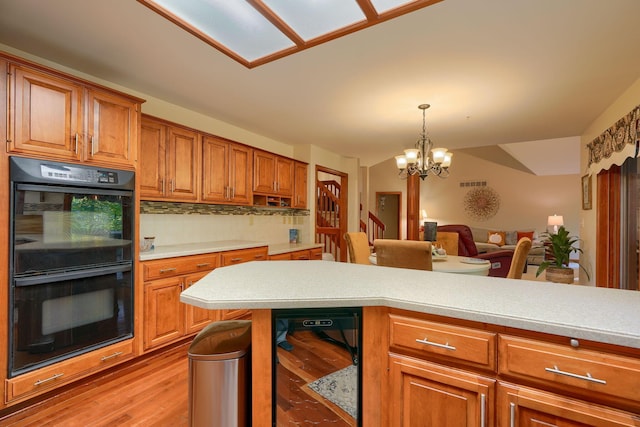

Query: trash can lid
188;320;251;360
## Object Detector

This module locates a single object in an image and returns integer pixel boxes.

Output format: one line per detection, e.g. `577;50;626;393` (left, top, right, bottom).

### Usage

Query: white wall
369;153;580;240
579;77;640;285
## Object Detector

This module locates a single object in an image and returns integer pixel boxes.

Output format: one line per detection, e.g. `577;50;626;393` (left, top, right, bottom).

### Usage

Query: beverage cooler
272;307;361;426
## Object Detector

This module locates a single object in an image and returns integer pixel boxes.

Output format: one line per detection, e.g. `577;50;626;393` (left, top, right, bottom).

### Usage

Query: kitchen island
181;261;640;426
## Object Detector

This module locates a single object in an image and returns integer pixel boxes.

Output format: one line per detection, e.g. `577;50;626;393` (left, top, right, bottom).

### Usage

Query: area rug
307;364;358;419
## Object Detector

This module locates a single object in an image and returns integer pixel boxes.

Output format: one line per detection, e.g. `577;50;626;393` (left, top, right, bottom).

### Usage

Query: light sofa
470;227;545;265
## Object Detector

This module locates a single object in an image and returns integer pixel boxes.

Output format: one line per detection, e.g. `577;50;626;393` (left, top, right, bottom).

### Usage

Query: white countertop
180;261;640;349
139;240;323;261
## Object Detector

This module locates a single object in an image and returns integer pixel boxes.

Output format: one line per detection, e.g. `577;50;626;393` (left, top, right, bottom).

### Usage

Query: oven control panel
40;164;118;184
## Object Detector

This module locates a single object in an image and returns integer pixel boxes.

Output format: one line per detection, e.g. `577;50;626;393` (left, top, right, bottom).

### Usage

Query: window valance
587;105;640;175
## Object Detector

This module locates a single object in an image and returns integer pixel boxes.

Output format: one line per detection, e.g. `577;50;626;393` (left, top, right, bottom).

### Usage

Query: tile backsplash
139;201;310;247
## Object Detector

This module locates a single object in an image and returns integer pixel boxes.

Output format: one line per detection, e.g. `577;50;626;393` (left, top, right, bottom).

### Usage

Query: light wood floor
0;341;191;426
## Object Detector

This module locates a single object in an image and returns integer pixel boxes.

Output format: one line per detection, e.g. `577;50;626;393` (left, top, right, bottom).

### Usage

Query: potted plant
536;226;589;284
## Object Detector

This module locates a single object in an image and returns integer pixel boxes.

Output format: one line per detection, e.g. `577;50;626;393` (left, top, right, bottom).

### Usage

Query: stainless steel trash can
188;320;251;427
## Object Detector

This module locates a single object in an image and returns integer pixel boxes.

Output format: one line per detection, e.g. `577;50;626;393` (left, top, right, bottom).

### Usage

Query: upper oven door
11;183;134;275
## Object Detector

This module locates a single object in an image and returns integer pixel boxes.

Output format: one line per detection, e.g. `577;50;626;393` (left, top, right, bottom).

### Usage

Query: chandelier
395;104;452;180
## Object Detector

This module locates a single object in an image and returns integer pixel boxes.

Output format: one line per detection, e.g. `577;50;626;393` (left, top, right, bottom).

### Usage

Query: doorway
375;192;401;240
316;166;348;262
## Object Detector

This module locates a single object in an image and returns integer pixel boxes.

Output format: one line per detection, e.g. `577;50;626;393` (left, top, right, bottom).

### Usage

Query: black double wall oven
9;156;135;378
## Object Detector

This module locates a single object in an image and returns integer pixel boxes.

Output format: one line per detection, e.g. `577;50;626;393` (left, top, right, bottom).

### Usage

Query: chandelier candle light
395;104;452;180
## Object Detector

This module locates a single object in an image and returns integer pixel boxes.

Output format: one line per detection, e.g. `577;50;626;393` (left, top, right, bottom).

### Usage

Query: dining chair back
373;239;433;271
345;232;371;264
434;231;459;256
506;237;532;279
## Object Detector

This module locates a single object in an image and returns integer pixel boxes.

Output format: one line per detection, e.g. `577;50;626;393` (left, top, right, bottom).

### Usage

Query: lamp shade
431;148;447;164
395;155;407;169
547;215;564;227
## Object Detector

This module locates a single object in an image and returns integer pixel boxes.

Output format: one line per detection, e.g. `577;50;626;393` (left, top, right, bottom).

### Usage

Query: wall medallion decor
464;186;500;221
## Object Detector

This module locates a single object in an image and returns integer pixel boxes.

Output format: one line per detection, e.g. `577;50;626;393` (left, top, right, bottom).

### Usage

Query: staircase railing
365;211;385;245
316;179;343;261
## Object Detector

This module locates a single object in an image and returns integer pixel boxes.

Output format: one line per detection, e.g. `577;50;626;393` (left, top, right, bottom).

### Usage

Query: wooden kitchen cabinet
253;150;294;207
139;115;199;201
142;253;219;351
379;308;640;427
7;63;83;161
269;247;322;261
6;59;141;168
387;312;497;426
497;382;640;426
293;161;308;208
202;135;253;205
144;275;185;349
84;87;138;167
389;354;495;426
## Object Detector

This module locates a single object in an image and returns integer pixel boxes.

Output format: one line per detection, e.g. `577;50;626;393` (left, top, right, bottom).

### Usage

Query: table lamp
547;215;564;233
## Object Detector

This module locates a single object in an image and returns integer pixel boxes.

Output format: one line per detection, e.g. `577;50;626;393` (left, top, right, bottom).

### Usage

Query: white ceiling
1;0;639;174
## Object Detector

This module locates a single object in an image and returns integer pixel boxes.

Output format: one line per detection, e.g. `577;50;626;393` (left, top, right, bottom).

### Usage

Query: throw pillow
517;230;535;241
505;231;518;245
487;231;506;246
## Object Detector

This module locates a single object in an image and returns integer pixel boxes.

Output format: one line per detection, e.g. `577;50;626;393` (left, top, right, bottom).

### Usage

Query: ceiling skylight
138;0;443;68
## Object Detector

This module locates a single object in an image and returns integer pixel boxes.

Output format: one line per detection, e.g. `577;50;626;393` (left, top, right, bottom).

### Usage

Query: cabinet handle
161;178;165;194
101;351;123;362
254;255;265;259
34;373;64;386
231;187;235;199
159;267;177;273
509;402;515;427
480;393;486;427
225;186;229;200
415;337;456;351
544;365;606;384
74;133;78;154
6;69;11;143
90;135;95;156
170;179;175;193
196;263;211;268
230;257;243;262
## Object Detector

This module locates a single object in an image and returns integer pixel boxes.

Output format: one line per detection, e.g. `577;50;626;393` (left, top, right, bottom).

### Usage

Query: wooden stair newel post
407;173;420;240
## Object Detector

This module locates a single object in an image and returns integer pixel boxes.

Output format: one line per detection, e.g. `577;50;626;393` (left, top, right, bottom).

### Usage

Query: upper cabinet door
228;143;253;205
85;88;138;168
167;126;199;201
139;118;167;198
275;156;294;196
202;135;229;203
253;150;277;193
293;162;308;208
8;64;83;160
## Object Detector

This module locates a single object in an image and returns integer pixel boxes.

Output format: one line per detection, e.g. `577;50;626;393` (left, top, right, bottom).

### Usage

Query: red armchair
437;224;514;277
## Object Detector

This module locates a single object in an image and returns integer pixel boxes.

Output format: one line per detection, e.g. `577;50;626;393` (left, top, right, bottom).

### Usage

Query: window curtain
587;105;640;176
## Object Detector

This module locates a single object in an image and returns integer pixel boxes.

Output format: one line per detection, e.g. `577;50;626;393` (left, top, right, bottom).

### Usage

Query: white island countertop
139;240;323;261
180;260;640;350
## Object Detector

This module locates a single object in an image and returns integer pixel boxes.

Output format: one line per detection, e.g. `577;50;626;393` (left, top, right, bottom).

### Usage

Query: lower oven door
10;263;133;377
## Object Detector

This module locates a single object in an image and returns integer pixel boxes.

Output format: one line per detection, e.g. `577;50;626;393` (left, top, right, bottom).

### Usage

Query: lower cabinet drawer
143;253;219;280
5;340;134;404
498;335;640;405
221;247;268;265
389;314;497;370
